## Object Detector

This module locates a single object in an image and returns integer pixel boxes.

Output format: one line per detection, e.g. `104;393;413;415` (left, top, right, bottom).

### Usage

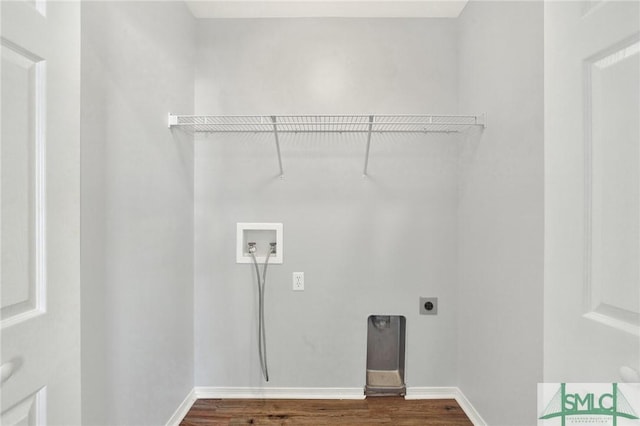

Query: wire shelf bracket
363;115;374;176
270;116;284;178
168;113;486;177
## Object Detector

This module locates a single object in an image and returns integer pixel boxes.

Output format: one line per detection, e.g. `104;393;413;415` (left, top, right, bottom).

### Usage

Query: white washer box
236;223;283;264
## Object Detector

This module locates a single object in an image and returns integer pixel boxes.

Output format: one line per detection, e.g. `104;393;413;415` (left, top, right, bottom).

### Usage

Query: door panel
1;388;44;426
1;1;81;425
1;34;45;327
588;33;640;333
545;1;640;381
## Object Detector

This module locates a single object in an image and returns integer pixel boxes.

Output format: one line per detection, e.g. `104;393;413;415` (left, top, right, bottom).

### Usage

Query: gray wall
457;2;544;425
77;5;546;423
80;2;195;424
194;19;460;388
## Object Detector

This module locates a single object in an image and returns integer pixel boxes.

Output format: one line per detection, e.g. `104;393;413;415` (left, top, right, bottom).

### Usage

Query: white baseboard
194;386;366;400
452;388;487;426
406;387;487;426
169;386;486;426
165;388;197;426
405;386;459;399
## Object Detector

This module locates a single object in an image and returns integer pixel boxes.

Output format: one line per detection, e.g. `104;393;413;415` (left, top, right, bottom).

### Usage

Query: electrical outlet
419;297;438;315
292;272;304;291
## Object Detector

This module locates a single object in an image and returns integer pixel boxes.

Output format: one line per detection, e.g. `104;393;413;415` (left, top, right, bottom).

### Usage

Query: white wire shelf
167;113;486;176
168;114;485;134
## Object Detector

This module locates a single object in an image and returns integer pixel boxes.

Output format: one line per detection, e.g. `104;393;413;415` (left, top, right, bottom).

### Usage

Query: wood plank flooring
180;397;473;425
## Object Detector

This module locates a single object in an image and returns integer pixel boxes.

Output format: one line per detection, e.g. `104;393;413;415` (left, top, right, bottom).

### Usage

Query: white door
545;1;640;381
1;1;81;425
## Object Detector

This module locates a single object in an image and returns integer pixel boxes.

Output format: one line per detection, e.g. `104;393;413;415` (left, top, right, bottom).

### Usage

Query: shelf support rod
271;116;284;178
363;115;374;177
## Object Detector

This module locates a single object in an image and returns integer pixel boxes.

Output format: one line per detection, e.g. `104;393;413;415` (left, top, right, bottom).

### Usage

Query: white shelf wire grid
167;113;485;177
168;114;485;134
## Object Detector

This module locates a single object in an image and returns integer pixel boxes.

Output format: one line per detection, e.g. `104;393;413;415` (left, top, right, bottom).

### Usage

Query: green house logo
539;383;639;425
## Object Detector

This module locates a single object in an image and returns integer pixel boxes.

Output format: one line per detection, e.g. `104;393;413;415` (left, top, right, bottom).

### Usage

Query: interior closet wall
193;18;461;388
457;1;544;424
77;3;547;423
80;2;196;425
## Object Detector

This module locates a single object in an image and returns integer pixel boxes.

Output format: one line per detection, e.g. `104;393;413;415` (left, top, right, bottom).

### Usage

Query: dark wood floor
180;397;473;425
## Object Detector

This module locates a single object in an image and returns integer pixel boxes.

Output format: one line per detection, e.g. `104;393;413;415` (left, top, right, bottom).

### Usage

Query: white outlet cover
236;223;283;264
293;272;304;291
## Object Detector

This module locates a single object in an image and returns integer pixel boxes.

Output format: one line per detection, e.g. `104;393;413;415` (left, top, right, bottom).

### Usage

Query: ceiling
184;1;469;19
